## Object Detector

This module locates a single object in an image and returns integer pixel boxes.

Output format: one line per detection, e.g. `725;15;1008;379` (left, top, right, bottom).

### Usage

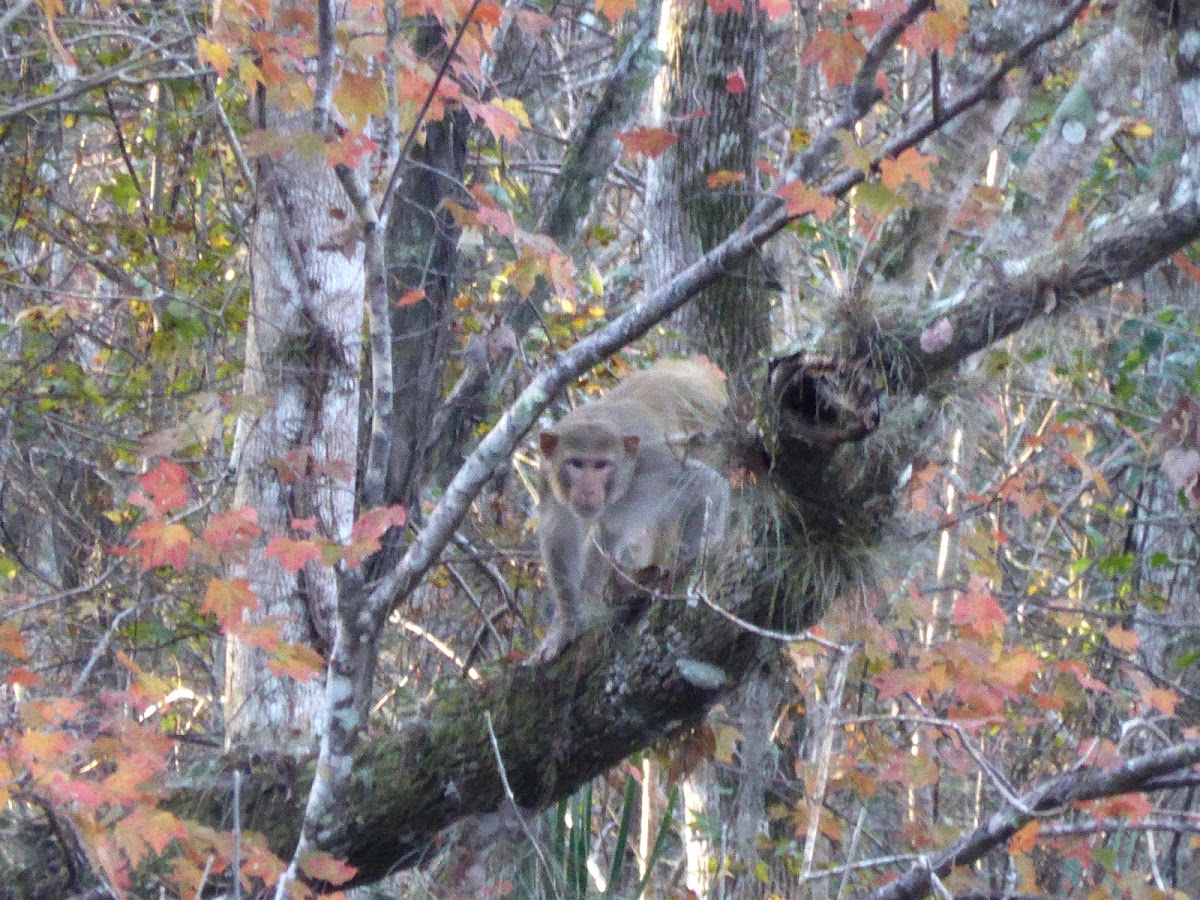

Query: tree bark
226;124;364;750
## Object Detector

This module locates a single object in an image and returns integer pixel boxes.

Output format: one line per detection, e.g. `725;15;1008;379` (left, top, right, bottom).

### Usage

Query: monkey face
562;453;617;517
541;430;640;519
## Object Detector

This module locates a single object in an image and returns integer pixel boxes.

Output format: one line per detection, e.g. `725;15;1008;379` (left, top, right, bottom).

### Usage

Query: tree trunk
226;120;364;750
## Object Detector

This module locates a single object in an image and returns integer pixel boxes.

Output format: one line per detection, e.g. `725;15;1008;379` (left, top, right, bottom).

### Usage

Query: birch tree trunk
226;127;364;750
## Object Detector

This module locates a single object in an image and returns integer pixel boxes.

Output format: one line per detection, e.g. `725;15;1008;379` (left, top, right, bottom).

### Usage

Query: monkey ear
539;431;559;456
623;435;640;456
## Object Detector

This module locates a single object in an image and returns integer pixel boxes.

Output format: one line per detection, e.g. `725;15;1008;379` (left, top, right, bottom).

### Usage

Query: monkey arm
538;499;589;648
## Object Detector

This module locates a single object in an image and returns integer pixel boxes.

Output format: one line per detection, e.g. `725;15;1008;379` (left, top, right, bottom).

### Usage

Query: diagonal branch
866;740;1200;900
884;200;1200;392
361;0;1098;630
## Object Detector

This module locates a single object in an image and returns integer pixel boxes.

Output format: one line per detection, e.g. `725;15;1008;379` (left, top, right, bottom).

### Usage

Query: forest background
2;0;1200;897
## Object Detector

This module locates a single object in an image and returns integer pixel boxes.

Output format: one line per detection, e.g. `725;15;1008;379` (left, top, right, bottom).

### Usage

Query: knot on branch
768;351;880;449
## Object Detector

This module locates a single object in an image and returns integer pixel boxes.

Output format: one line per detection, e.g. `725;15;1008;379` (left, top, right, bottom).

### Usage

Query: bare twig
0;37;194;123
70;599;146;697
379;0;486;219
484;711;561;897
693;588;846;651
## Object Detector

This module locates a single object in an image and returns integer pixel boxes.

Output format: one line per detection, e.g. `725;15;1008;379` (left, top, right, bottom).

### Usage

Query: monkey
536;358;731;658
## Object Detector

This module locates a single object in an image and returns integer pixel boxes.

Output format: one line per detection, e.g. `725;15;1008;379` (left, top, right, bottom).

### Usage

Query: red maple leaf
801;28;865;87
617;127;679;159
776;180;835;220
130;520;192;571
265;535;324;573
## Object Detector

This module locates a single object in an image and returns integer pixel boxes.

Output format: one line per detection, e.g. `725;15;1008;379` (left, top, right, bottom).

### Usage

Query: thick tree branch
363;0;1092;631
172;196;1200;888
319;195;1199;889
867;739;1200;900
886;198;1200;392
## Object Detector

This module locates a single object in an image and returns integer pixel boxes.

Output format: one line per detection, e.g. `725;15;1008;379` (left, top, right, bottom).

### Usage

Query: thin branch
69;599;146;697
694;588;846;651
484;712;562;897
0;37;194;123
207;75;256;193
378;0;485;219
313;0;336;133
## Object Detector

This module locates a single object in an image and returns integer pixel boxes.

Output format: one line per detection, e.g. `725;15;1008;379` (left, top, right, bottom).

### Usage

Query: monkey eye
566;457;611;471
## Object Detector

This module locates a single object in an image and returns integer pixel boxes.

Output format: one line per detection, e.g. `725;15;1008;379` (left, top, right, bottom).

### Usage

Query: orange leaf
265;535;325;573
267;641;326;682
344;505;408;569
122;808;188;857
202;578;258;628
1105;626;1139;654
707;170;746;189
326;132;377;169
725;67;747;94
473;0;505;26
801;28;865;87
879;147;938;191
758;0;788;21
1058;660;1111;694
706;0;744;12
1144;686;1179;716
951;578;1007;639
901;9;964;57
467;97;527;141
18;728;73;763
130;459;191;514
1009;821;1040;854
990;648;1041;691
1093;792;1152;822
0;622;28;661
848;0;906;37
6;667;39;687
201;507;261;557
595;0;636;24
299;850;357;886
396;287;426;308
1174;251;1200;283
617;127;679;159
130;520;192;571
874;666;934;702
776;181;835;220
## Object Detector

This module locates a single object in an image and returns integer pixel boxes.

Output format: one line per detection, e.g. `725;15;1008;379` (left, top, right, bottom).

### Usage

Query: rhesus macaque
537;358;730;658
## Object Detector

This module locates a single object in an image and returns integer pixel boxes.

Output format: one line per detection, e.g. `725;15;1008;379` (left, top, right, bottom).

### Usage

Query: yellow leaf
833;128;872;173
499;97;530;128
197;37;233;78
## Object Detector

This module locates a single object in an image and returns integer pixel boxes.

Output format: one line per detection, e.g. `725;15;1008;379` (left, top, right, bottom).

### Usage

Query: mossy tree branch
168;193;1200;890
